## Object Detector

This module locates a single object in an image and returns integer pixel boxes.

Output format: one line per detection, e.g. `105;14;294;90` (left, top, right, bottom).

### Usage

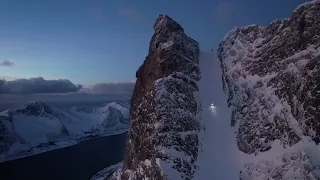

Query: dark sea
0;133;127;180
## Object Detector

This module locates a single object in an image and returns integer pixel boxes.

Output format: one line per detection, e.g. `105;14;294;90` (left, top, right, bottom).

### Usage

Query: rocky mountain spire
110;14;203;180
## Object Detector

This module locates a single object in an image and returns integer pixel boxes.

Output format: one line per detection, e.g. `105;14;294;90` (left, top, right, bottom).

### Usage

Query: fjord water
0;133;127;180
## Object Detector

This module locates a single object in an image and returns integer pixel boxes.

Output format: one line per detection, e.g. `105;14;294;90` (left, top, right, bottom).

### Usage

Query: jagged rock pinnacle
109;14;202;180
153;14;184;32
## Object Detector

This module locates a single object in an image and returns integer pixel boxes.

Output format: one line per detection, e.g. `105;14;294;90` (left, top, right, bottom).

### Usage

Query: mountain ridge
218;1;320;179
0;101;130;163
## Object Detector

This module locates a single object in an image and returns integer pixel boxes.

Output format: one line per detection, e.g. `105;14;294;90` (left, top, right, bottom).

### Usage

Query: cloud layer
81;82;135;94
0;77;82;94
0;60;14;66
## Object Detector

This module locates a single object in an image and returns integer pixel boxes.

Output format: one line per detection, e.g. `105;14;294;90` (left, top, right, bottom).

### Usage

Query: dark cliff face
218;1;320;179
15;102;67;120
112;14;202;180
16;102;53;116
0;116;16;154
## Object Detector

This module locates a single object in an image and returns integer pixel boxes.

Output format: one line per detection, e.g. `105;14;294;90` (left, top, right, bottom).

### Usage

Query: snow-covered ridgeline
0;101;130;163
218;1;320;179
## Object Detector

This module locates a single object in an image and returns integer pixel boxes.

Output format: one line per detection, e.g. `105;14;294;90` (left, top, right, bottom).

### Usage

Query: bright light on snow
209;104;217;116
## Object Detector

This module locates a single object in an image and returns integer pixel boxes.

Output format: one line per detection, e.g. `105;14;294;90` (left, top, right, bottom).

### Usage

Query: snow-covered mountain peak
71;102;130;120
15;101;53;117
101;106;127;128
153;14;184;32
0;101;130;163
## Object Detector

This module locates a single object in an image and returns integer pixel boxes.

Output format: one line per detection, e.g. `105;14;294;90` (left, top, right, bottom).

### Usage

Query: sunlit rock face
218;1;320;179
110;14;203;180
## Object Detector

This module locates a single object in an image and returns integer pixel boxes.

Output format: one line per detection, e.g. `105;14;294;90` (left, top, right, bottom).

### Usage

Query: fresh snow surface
194;51;239;179
0;110;10;117
105;102;130;119
90;161;123;180
294;0;320;12
13;115;63;147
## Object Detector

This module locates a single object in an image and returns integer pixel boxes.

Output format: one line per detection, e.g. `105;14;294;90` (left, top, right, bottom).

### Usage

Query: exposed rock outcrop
218;1;320;179
0;116;16;154
15;101;67;120
111;14;203;180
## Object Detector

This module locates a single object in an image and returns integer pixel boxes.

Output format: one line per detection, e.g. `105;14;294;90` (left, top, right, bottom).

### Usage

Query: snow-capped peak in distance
15;101;58;117
0;101;130;163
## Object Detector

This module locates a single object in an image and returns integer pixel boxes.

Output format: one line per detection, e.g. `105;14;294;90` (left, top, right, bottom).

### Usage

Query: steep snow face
69;102;130;134
101;107;126;129
105;102;130;120
0;101;130;162
113;14;203;180
218;1;320;179
91;162;123;180
11;102;69;146
194;51;239;180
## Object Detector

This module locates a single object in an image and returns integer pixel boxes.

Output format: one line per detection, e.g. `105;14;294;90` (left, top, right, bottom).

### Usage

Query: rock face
15;102;67;120
0;116;16;154
112;15;202;179
218;1;320;179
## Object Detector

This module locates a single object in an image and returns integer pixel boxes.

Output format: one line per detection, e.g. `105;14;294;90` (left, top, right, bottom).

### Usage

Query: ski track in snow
195;52;239;179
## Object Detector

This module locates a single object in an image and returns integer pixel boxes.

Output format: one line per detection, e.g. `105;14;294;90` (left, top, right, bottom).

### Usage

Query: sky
0;0;308;86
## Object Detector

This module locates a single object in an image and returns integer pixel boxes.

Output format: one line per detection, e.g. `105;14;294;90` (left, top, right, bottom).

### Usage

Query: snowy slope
218;1;320;179
93;53;239;180
91;162;123;180
194;51;239;179
0;101;130;163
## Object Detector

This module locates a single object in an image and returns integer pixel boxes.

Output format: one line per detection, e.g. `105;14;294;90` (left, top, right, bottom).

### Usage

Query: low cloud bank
81;82;135;94
0;77;136;94
0;60;14;66
0;77;82;94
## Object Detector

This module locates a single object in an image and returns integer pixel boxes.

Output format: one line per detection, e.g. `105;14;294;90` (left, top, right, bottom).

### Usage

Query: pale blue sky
0;0;306;85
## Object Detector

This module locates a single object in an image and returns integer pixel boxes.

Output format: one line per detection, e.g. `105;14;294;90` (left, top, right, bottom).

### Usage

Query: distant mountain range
0;101;130;163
